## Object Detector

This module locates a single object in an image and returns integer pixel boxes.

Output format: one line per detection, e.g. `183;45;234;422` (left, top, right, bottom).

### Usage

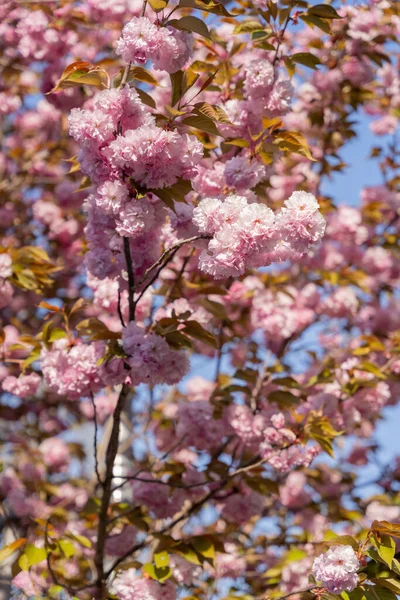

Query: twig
272;0;294;65
94;384;130;597
90;393;103;486
117;288;126;328
250;355;271;413
123;237;136;322
134;235;209;306
269;587;318;600
164;248;195;304
214;320;225;382
137;235;208;289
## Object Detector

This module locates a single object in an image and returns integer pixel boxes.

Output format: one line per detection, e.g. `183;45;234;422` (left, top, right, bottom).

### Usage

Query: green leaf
154;551;169;569
373;580;400;595
68;533;92;549
192;537;215;564
274;130;315;161
168;16;211;39
19;544;47;570
234;20;263;34
48;328;67;342
135;88;157;109
324;535;359;551
223;138;250;148
59;539;75;559
183;320;218;348
148;0;168;11
179;0;232;17
173;543;202;565
371;535;395;568
291;52;321;69
170;68;199;107
371;521;400;538
268;390;299;408
128;66;160;86
359;362;386;380
182;114;220;136
152;178;192;209
49;61;108;93
364;585;397;600
307;4;342;19
299;14;331;33
143;563;172;582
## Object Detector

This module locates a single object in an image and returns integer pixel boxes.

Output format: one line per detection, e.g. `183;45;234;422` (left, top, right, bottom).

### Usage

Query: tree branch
94;383;130;597
123;237;136;322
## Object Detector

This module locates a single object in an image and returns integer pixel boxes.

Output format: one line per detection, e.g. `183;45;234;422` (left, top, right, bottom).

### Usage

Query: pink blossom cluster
312;545;360;593
122;322;190;386
41;339;104;399
112;570;176;600
116;16;193;73
68;84;202;284
250;283;318;353
104;125;203;189
192;192;325;278
220;485;265;524
244;60;293;116
2;372;41;398
0;253;13;309
131;473;185;518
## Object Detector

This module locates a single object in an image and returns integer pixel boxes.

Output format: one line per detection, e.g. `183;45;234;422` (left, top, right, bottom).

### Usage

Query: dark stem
123;237;136;322
250;355;270;413
214;320;225;383
90;392;103;486
117;288;126;328
272;0;293;65
94;384;130;597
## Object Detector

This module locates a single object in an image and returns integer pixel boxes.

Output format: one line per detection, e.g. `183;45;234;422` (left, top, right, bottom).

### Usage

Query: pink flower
244;60;274;100
276;191;326;253
220;486;264;524
39;437;70;470
2;373;41;398
322;287;359;318
69;86;150;148
116;17;163;64
104;125;203;189
0;253;12;278
41;339;104;399
312;545;360;593
115;199;157;238
151;27;193;73
279;472;311;508
0;279;13;309
116;17;193;72
370;115;398;136
94;180;130;215
113;570;177;600
224;155;268;190
122;323;189;386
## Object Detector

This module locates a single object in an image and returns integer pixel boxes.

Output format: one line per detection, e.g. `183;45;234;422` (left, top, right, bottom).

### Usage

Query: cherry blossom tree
1;0;400;599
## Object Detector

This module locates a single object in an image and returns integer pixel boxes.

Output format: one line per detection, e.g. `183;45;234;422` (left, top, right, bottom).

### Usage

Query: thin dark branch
117;288;126;328
164;248;195;304
94;384;130;596
123;237;136;322
137;235;209;290
214;320;225;383
272;0;293;65
250;355;270;414
90;392;103;486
